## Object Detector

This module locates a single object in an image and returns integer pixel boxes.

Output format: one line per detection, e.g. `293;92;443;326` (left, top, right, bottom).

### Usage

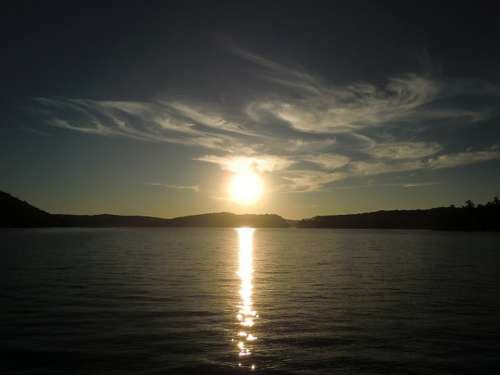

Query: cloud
303;154;350;170
348;149;500;177
166;102;257;136
247;75;442;133
368;142;442;159
283;138;337;153
331;181;440;190
30;45;500;193
195;155;293;173
281;170;346;192
36;97;248;151
427;150;500;169
227;41;323;95
403;182;439;188
147;183;199;192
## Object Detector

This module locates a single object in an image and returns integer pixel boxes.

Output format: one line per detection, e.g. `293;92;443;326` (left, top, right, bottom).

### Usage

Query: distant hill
164;212;287;227
0;191;53;227
52;214;172;227
297;198;500;231
0;191;289;228
52;212;288;228
2;190;499;230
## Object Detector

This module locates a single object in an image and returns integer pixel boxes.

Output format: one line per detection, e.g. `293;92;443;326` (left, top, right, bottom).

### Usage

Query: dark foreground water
1;228;500;374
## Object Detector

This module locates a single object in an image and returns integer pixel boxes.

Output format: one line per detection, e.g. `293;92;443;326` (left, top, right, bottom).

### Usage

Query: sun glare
230;172;263;205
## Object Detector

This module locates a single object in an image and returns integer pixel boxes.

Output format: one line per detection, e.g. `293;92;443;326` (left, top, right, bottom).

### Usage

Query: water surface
2;228;500;374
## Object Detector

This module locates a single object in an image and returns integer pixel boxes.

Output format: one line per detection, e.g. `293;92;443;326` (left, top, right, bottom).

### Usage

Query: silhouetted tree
465;200;475;209
297;196;500;231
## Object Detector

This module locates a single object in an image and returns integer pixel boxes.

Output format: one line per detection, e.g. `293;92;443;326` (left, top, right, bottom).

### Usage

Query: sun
230;172;264;205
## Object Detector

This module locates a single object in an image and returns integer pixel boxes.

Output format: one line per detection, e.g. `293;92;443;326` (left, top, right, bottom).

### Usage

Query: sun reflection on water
235;227;258;370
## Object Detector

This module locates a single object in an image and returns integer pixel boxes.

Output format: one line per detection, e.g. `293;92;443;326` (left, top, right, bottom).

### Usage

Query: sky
2;1;500;219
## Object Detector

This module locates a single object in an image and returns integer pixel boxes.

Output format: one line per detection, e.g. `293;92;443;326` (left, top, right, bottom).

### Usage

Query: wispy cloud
30;45;500;193
36;97;249;151
349;149;500;177
195;154;293;173
246;75;442;133
403;182;440;188
281;170;347;192
368;142;442;160
147;183;200;192
302;154;350;170
331;181;440;190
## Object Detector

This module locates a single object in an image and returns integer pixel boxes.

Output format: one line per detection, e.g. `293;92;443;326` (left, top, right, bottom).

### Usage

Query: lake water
2;228;500;374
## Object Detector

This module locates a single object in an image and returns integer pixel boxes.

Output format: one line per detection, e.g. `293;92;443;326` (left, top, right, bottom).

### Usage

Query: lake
1;228;500;374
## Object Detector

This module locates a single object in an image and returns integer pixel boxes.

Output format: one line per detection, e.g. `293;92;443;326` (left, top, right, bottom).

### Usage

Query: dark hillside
0;191;54;227
297;198;500;231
